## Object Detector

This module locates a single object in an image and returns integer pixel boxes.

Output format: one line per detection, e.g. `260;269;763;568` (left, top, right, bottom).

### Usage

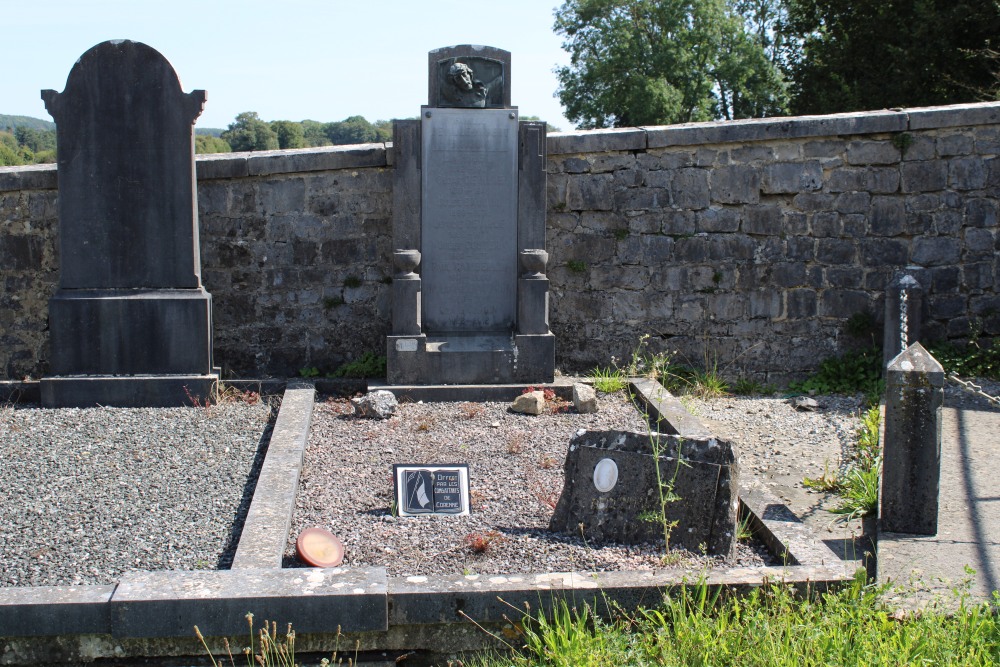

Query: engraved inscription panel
421;108;518;332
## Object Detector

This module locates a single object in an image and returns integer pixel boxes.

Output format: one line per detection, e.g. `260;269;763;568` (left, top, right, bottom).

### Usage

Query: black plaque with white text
393;464;470;516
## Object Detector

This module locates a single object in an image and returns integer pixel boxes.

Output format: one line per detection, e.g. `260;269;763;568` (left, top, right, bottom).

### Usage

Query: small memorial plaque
393;464;470;516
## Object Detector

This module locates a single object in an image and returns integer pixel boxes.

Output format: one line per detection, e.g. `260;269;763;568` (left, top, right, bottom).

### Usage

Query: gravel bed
288;392;774;577
0;401;274;587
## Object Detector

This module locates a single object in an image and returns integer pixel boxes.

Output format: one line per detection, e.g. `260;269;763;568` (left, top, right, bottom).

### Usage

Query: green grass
590;366;627;393
788;346;883;408
931;337;1000;381
470;575;1000;667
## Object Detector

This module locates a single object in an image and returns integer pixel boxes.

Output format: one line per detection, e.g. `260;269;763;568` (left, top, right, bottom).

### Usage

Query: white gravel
0;401;273;588
288;391;774;576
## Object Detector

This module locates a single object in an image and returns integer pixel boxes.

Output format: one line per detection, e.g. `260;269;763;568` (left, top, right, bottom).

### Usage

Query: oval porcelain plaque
593;458;619;493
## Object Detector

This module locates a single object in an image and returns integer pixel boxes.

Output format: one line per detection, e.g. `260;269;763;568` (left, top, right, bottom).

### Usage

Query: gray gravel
0;401;273;588
288;391;774;576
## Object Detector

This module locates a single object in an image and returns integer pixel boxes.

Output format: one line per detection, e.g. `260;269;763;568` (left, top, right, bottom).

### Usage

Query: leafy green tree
373;119;393;143
784;0;1000;114
195;135;232;154
301;120;331;147
14;126;56;154
0;131;27;166
221;111;279;152
554;0;788;128
271;120;306;149
325;115;379;145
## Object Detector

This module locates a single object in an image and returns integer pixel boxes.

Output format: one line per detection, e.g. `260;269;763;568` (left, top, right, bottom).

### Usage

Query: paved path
879;391;1000;609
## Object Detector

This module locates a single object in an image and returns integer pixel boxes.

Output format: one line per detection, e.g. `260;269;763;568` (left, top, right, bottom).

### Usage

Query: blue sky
2;0;574;131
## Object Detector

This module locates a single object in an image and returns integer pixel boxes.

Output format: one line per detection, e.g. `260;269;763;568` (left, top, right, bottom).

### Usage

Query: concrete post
518;249;550;335
881;342;943;535
391;250;422;336
883;272;923;373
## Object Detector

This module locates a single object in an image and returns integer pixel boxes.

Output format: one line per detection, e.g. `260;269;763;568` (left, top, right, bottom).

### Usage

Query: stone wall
2;102;998;383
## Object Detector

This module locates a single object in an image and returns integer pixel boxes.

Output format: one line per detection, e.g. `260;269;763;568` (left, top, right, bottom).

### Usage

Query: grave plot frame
387;45;555;385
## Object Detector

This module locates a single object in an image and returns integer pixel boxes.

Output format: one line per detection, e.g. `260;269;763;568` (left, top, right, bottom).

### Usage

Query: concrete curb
231;380;316;569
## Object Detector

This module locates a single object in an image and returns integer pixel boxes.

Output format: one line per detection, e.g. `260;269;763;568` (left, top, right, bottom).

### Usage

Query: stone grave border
0;378;858;663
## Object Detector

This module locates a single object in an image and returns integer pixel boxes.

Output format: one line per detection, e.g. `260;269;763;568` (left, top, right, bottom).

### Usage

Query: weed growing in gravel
459;402;486;419
802;460;842;492
590;365;628;393
788;346;883;407
329;351;386;379
506;433;525;455
731;376;774;396
465;530;503;554
523;386;571;413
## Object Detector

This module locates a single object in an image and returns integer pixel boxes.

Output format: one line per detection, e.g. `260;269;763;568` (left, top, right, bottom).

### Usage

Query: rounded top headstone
43;40;205;124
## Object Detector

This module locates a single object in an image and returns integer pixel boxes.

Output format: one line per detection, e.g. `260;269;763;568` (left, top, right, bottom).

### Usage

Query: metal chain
946;372;1000;409
899;289;909;353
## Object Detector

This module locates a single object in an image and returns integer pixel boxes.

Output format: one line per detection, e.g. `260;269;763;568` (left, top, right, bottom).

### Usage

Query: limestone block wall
1;102;998;383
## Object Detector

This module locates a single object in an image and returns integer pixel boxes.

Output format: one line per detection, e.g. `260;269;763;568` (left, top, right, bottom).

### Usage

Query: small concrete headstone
550;430;739;556
352;390;398;419
573;383;598;413
511;391;545;415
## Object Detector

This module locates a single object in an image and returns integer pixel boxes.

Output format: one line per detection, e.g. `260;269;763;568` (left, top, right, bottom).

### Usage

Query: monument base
41;374;218;408
48;288;214;375
387;332;554;385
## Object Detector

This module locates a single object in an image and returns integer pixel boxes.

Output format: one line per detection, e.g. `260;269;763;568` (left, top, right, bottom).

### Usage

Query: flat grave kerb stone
0;378;859;663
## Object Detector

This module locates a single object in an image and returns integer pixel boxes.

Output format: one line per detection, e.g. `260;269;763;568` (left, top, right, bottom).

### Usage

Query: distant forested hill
0;115;55;132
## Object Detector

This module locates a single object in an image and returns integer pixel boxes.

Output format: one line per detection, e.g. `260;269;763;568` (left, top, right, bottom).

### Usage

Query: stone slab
389;564;853;626
40;374;217;409
549;430;738;555
369;381;574;403
0;584;114;637
43;40;205;290
247;143;387;176
740;477;856;569
642;111;907;148
547;128;647;155
232;381;315;570
0;164;57;192
420;108;518;333
386;333;554;385
629;377;713;439
47;288;214;376
905;102;1000;130
110;567;387;637
195;153;249;179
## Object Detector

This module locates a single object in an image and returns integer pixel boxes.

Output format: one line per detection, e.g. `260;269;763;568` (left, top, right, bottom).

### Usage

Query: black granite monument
387;45;555;384
40;40;218;407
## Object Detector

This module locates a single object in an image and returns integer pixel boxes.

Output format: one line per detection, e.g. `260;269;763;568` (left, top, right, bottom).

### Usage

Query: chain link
946;373;1000;409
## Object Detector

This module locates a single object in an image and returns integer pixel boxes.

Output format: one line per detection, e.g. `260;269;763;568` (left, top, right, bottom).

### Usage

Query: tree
553;0;788;128
325;115;378;145
195;135;232;154
221;112;279;152
784;0;1000;114
301;120;331;147
271;120;305;149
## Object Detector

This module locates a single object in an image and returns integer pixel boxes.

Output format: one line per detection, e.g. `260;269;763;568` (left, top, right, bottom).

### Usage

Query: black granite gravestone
40;40;218;407
387;45;555;384
549;430;739;556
